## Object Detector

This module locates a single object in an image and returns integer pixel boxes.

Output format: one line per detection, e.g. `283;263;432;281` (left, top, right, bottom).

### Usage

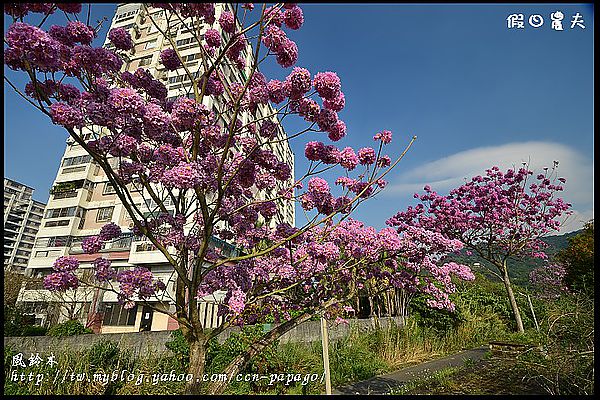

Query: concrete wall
4;316;405;357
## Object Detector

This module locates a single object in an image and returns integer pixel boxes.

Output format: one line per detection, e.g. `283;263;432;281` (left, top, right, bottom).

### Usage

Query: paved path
334;345;489;395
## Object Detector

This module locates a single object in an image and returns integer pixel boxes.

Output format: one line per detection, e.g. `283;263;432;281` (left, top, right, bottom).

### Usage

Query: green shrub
87;340;124;369
20;325;48;336
47;320;93;337
4;304;48;337
409;295;465;333
165;328;190;369
86;341;133;395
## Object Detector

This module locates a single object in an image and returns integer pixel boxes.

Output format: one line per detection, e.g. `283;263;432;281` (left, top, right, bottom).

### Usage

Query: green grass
389;366;460;395
6;280;591;395
2;309;512;395
388;358;547;395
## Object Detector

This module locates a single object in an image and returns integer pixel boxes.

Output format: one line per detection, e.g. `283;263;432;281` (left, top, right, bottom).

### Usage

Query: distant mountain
449;230;582;287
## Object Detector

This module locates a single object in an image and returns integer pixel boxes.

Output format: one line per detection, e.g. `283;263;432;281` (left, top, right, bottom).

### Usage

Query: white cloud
384;141;594;232
559;208;594;233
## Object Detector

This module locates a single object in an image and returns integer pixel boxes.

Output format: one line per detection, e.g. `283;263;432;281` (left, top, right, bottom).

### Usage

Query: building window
115;10;137;22
35;236;71;248
138;55;152;67
35;250;62;258
175;37;193;48
144;39;157;50
103;182;116;195
103;303;138;326
183;53;196;62
44;220;70;228
46;206;77;219
62;155;92;167
96;207;114;223
121;23;135;31
61;165;87;174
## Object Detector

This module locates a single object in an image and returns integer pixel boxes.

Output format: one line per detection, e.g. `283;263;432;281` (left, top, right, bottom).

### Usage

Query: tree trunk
184;335;206;394
205;311;315;394
501;262;525;333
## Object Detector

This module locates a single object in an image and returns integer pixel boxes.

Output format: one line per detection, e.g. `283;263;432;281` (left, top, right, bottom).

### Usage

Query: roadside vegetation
5;272;578;395
5;224;593;395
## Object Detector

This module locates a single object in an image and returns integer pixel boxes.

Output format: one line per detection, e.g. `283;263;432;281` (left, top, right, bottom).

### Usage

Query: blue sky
4;4;594;233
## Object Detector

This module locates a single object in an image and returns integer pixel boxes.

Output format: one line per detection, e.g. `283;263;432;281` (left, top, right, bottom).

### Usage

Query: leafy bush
47;320;92;337
20;325;48;336
165;328;190;369
206;324;281;393
86;341;133;395
4;304;46;337
409;295;465;333
87;340;123;369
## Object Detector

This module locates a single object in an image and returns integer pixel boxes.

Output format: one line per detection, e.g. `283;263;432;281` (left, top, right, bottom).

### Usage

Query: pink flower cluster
160;48;181;71
218;10;236;33
108;27;133;50
117;267;165;300
82;235;104;254
161;162;202;189
374;130;392;144
204;28;221;48
43;272;79;291
99;222;122;241
285;67;312;99
93;257;116;282
261;12;300;68
283;6;304;30
43;256;80;292
529;263;569;299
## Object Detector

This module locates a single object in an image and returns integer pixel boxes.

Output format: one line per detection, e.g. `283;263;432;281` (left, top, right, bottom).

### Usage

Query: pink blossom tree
529;263;569;299
5;3;474;393
387;163;572;333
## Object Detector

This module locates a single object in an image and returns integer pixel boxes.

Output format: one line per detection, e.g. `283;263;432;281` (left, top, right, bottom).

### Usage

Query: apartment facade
19;3;295;333
4;178;46;273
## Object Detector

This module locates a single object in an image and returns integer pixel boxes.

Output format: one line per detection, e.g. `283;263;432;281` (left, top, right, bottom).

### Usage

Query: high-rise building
19;3;295;333
4;178;46;273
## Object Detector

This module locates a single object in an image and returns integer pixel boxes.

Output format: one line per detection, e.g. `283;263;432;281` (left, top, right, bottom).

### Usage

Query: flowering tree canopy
5;3;475;393
529;263;569;299
387;163;572;332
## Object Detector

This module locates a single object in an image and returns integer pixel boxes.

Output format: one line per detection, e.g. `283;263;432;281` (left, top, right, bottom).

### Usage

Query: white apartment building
19;3;295;333
4;178;46;273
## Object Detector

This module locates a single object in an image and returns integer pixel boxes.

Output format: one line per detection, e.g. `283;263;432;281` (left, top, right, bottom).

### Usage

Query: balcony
24;278;46;290
128;240;168;264
50;179;94;201
4;224;19;234
135;242;158;252
69;233;133;254
52;190;79;200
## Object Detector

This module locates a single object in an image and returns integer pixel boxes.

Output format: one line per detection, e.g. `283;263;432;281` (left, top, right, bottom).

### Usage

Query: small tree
387;164;572;333
555;220;594;296
4;3;474;393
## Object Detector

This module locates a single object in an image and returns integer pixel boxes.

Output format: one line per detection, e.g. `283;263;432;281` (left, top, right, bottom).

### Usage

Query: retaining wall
4;316;404;357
